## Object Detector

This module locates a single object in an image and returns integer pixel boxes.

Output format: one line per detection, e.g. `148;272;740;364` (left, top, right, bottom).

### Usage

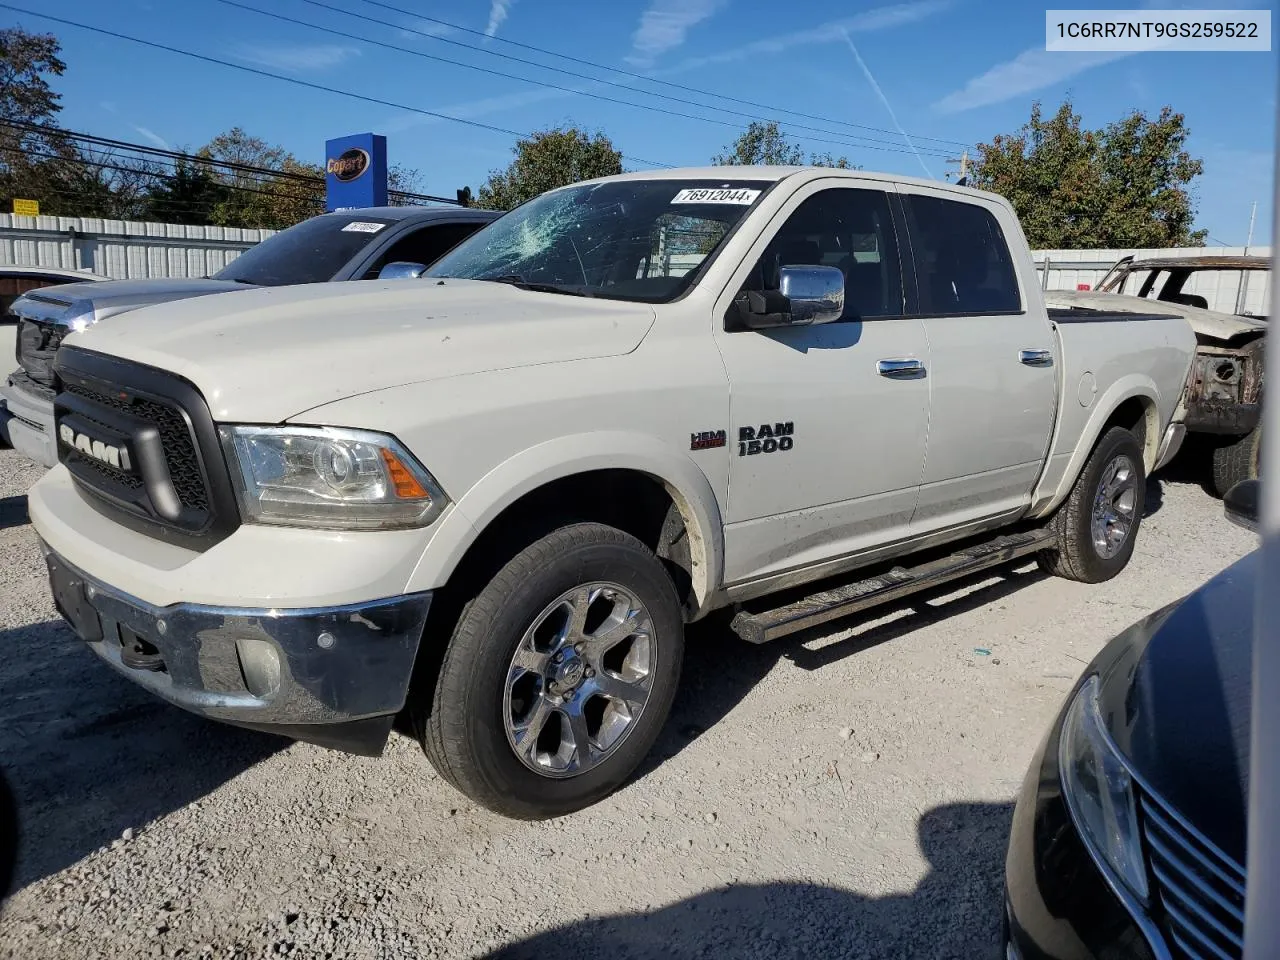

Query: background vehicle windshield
213;214;396;286
425;180;772;301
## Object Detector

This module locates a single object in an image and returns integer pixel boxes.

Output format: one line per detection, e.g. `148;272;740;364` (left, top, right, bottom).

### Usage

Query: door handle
1019;349;1054;368
877;358;925;379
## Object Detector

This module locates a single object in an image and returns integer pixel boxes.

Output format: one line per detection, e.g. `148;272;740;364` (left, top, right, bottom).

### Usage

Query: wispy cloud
934;0;1235;113
841;31;933;178
132;125;171;150
380;1;952;139
398;19;453;41
486;0;514;38
659;0;952;74
934;47;1128;113
234;43;361;73
627;0;727;66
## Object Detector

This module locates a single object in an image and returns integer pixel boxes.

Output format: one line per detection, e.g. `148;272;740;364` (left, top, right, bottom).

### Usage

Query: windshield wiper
481;274;593;297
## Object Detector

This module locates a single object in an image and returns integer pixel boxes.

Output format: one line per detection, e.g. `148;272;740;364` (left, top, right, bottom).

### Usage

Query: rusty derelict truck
30;167;1194;818
1051;253;1270;495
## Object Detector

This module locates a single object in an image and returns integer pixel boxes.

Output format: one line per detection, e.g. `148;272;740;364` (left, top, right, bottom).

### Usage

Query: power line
268;0;958;158
347;0;970;149
0;3;675;169
0;119;461;204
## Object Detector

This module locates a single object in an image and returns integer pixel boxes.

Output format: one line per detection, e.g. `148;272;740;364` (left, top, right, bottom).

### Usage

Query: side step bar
730;528;1057;645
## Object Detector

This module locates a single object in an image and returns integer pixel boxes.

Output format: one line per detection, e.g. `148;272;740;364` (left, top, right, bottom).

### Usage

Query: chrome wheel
1091;454;1137;559
503;582;655;779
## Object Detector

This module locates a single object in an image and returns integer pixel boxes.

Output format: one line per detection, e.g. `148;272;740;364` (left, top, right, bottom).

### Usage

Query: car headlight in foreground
219;425;448;530
1058;674;1148;899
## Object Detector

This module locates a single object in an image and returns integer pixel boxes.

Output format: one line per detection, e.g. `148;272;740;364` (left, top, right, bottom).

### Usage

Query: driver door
711;181;931;586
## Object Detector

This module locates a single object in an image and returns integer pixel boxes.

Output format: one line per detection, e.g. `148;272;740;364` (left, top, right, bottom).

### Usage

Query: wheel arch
404;432;725;620
1032;380;1162;518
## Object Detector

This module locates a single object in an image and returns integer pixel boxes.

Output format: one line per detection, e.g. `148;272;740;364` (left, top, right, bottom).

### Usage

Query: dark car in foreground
1004;481;1258;959
0;206;500;466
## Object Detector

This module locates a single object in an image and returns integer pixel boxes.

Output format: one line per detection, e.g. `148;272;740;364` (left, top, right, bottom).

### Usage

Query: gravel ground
0;446;1258;960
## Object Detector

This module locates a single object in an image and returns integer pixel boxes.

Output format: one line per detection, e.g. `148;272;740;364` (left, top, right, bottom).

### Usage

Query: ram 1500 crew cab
29;167;1196;818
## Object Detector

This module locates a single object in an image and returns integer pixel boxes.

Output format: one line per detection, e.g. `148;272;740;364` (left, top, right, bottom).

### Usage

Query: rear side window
903;195;1021;315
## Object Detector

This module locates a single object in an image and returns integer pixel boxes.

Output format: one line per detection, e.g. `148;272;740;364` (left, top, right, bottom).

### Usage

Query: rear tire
1210;426;1261;499
417;523;684;819
1038;427;1146;584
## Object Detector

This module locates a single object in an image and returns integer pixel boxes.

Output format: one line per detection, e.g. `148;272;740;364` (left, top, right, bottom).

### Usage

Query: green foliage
712;122;856;169
475;126;623;211
971;100;1207;248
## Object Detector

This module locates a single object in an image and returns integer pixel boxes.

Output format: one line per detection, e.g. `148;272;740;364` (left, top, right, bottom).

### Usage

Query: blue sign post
324;133;388;211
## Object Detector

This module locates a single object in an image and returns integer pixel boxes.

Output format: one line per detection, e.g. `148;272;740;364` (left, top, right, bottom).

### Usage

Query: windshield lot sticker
341;221;387;234
671;188;761;205
739;422;794;456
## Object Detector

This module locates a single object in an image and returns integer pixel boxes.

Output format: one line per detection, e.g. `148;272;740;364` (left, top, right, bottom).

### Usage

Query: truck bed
1047;305;1183;324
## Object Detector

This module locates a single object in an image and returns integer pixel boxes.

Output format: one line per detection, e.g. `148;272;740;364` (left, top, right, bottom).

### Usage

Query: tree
971;100;1206;249
475;126;623;211
144;158;229;224
712;121;855;168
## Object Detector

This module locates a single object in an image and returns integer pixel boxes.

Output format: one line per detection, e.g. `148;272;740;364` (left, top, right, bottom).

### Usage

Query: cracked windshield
426;180;770;300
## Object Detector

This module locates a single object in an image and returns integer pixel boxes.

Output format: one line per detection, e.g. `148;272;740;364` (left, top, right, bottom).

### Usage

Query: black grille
1140;792;1245;960
53;347;240;549
65;382;208;511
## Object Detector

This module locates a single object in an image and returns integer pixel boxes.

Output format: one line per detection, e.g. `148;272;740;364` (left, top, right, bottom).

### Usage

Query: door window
362;222;486;278
902;194;1022;315
739;187;903;321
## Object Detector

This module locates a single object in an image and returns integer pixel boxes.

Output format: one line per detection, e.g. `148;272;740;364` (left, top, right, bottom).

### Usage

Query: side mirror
780;265;844;325
378;261;427;281
1225;478;1260;532
733;265;845;330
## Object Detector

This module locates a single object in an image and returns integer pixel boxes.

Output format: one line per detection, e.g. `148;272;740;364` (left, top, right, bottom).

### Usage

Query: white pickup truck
30;167;1195;818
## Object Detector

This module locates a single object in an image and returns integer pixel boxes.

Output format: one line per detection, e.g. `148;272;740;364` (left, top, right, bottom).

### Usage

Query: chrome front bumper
0;374;58;467
44;547;431;755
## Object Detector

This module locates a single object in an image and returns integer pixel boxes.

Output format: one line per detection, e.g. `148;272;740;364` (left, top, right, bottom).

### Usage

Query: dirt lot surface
0;447;1257;959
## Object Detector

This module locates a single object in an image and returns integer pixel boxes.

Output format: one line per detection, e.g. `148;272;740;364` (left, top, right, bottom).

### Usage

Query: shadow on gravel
0;495;28;530
486;799;1014;959
644;563;1048;773
0;619;282;890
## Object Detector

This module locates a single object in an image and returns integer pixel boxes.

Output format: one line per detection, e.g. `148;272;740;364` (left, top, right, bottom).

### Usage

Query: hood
1097;552;1255;866
68;278;656;422
1046;289;1266;342
19;277;246;322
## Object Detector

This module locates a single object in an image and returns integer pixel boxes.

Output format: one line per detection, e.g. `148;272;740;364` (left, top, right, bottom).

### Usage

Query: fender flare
1033;376;1162;518
404;431;726;614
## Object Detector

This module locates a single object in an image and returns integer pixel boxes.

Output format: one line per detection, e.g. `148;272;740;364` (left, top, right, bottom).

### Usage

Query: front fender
403;431;726;616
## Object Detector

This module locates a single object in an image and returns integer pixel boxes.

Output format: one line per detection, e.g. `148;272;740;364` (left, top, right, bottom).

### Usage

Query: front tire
1039;426;1146;583
1210;426;1261;498
418;523;684;819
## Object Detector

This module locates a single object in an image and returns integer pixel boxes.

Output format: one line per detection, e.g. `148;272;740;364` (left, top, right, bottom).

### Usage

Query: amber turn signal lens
380;448;430;499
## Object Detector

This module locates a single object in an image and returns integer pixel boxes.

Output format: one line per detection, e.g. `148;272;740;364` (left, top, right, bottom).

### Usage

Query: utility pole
1235;200;1258;316
945;149;969;186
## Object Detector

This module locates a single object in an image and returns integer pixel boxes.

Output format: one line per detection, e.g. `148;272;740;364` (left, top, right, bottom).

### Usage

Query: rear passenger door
900;186;1057;531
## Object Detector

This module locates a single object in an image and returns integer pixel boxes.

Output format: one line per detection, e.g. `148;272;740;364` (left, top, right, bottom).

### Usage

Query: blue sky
12;0;1278;245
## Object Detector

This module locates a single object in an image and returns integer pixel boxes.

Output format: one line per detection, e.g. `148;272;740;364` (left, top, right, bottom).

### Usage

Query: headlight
219;425;448;530
1058;675;1148;898
62;301;96;332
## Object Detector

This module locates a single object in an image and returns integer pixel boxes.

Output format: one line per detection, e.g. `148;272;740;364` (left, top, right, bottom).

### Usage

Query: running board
729;528;1057;645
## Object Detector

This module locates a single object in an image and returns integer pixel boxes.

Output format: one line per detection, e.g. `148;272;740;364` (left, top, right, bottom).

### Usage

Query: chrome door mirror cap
378;261;428;281
779;265;844;326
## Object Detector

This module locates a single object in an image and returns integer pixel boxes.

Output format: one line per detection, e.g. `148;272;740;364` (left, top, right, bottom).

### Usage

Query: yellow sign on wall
12;199;39;217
